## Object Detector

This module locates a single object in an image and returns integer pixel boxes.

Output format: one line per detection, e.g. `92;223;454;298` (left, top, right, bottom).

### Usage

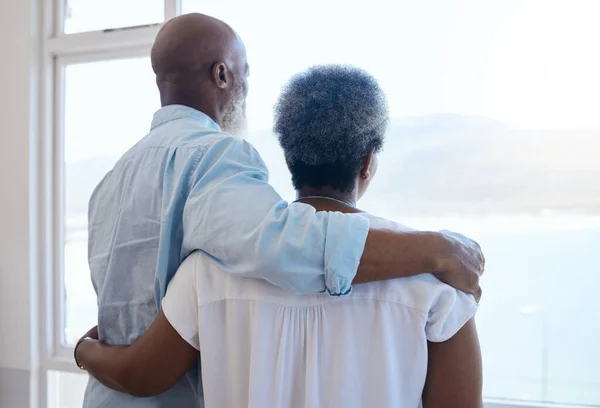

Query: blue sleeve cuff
323;212;370;296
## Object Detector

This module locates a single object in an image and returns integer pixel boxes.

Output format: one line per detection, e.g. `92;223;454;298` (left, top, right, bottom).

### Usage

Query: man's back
162;221;478;408
84;105;226;407
84;103;374;407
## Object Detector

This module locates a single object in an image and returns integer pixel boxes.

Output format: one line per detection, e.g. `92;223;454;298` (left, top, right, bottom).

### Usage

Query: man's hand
433;231;485;302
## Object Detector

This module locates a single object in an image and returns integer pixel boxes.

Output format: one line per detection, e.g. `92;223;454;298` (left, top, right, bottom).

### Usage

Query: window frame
37;0;181;406
51;47;152;358
35;0;594;407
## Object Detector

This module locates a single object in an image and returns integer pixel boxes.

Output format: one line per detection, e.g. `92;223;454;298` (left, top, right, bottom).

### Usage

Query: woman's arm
76;310;198;398
422;318;483;408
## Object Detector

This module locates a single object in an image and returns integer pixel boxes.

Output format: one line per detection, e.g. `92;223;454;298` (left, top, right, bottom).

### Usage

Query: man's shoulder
145;119;232;149
115;124;253;174
149;123;261;167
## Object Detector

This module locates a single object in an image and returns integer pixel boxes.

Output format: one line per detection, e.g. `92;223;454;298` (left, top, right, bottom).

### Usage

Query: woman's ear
360;148;376;180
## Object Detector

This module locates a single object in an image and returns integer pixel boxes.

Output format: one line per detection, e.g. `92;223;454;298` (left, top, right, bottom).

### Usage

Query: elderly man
81;13;484;408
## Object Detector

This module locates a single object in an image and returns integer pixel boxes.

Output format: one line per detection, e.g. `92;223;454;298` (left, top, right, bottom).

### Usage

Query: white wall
0;0;39;405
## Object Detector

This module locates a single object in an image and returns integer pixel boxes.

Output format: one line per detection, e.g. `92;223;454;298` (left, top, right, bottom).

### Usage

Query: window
63;0;164;34
47;371;87;408
63;57;159;345
40;1;172;406
41;0;599;407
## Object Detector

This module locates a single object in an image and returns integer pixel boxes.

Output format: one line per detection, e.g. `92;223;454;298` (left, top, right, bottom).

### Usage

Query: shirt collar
150;104;222;131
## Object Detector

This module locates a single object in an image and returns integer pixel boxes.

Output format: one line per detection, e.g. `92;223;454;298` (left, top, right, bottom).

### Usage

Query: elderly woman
75;65;482;408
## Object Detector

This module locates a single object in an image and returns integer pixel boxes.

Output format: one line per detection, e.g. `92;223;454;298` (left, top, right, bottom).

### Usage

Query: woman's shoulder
360;213;416;232
351;213;478;332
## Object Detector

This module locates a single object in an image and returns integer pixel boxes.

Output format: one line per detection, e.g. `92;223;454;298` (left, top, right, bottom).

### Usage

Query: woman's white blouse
162;215;478;408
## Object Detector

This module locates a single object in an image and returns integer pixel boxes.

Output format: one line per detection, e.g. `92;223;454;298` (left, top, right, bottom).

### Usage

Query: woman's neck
296;186;357;208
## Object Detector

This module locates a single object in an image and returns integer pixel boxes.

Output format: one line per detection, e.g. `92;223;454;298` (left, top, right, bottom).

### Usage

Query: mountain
391;113;509;135
65;114;600;219
252;114;600;216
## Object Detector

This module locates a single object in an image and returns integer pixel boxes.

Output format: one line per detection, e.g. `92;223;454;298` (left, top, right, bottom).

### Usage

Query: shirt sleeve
161;254;201;350
425;283;479;343
182;135;370;296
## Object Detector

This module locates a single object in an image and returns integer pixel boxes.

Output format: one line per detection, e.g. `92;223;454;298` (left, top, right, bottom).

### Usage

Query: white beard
221;92;248;137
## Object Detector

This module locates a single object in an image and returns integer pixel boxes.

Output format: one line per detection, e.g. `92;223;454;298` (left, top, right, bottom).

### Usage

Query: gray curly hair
274;65;389;191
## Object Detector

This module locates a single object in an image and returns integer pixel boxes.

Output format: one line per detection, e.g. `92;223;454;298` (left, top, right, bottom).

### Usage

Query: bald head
152;13;237;77
151;13;250;135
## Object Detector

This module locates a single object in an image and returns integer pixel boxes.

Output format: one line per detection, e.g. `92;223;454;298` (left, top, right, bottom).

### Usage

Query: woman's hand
81;325;99;341
73;311;199;398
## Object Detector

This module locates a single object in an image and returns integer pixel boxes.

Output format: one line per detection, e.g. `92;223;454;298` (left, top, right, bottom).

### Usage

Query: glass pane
48;370;87;408
184;0;600;405
63;57;160;346
64;0;163;34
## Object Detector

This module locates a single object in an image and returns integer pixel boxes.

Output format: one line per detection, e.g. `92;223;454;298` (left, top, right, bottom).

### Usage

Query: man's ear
212;61;229;89
360;148;376;180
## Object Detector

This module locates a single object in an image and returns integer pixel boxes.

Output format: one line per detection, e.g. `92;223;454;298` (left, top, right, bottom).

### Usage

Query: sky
64;0;600;162
184;0;600;131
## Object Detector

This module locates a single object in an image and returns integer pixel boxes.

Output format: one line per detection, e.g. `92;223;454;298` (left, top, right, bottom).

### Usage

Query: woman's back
164;215;478;408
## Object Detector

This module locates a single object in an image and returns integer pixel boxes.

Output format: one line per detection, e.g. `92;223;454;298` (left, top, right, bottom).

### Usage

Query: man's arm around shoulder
182;136;484;298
